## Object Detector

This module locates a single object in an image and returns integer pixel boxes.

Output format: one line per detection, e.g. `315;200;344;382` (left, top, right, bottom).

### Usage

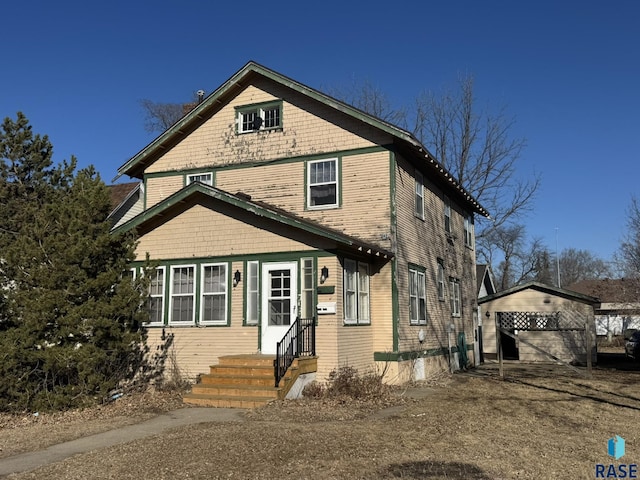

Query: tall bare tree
139;99;185;134
412;75;538;233
329;74;540;269
617;196;640;278
558;248;611;287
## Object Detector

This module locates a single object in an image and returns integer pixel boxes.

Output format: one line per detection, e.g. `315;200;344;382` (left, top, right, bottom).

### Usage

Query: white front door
261;262;297;355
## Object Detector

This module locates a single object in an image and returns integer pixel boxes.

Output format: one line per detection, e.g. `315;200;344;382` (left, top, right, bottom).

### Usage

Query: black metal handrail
274;317;316;387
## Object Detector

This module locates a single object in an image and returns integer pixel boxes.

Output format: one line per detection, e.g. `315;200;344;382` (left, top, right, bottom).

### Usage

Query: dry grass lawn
2;356;639;480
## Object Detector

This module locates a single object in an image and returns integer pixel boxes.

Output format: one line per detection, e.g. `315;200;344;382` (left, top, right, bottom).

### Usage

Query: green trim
374;344;474;362
143;177;147;210
390;151;399;352
317;285;335;295
114;183;358;249
408;262;426;273
129;250;334;268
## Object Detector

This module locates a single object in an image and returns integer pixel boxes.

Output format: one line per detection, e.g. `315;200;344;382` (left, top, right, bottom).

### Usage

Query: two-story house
113;62;489;405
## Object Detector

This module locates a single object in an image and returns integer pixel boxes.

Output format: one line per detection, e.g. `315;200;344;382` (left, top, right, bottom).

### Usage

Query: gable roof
567;278;640;303
115;61;489;218
478;281;599;306
108;182;140;212
112;182;394;259
476;264;497;296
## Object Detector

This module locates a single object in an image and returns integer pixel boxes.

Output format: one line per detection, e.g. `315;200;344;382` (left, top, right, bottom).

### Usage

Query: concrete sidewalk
0;407;245;477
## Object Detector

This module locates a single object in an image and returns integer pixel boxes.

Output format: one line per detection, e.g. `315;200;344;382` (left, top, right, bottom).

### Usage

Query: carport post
494;312;504;380
585;320;593;378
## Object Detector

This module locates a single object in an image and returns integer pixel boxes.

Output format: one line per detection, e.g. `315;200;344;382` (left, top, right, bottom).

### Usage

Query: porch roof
112;182;394;260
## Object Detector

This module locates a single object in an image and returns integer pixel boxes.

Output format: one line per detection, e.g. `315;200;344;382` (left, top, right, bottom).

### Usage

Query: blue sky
2;0;638;263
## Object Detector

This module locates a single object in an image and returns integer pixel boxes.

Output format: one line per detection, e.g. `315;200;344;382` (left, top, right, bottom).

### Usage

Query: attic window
236;101;282;133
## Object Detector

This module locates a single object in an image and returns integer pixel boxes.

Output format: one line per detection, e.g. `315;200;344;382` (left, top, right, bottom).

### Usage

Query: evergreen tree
0;113;149;411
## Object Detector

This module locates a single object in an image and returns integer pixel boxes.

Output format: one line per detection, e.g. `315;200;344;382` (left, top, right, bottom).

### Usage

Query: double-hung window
308;158;339;209
464;213;474;248
444;196;452;233
236;102;282;133
245;261;259;325
170;265;196;324
187;173;213;186
450;278;461;317
437;259;445;301
409;266;427;325
344;259;370;325
415;170;424;219
300;258;315;319
148;267;165;325
200;264;228;325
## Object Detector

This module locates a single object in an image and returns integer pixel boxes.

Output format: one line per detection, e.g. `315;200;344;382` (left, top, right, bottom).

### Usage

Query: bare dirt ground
2;352;639;480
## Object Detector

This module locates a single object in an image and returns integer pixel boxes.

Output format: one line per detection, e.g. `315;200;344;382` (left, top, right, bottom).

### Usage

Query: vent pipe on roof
197;90;205;103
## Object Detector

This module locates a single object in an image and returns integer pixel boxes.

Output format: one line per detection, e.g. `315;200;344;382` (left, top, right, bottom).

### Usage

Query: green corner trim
374;344;474;362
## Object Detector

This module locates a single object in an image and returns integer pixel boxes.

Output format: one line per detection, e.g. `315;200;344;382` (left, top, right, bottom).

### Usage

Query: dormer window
236;101;282;133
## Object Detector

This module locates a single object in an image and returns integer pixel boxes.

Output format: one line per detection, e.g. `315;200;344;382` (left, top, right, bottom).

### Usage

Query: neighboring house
568;279;640;336
112;61;489;387
474;264;497;363
479;282;598;365
107;181;143;229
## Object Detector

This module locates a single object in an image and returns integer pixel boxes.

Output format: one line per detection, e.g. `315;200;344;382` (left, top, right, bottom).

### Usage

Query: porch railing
274;317;316;387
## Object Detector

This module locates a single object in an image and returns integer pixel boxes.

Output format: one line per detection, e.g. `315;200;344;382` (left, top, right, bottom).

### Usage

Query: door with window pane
261;262;297;354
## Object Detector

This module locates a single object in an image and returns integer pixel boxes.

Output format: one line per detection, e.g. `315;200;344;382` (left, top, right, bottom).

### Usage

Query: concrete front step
182;393;273;409
183;355;317;408
190;383;280;399
199;373;288;387
216;354;276;368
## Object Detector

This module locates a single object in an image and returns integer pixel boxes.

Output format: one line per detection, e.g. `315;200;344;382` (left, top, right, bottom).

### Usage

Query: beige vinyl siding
145;175;184;209
393;155;477;354
135;203;321;261
145;79;390;175
215;150;391;247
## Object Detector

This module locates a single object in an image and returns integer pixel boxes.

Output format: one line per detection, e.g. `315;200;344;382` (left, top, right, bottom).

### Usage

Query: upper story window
415;170;424;219
437;259;445;301
187;172;213;186
236;101;282;133
464;213;474;248
444;196;452;233
307;158;339;209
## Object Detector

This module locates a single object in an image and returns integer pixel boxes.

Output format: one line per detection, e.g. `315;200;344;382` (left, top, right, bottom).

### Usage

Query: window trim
409;265;427;325
464;212;474;248
244;260;260;326
444;196;452;233
437;259;445;301
169;264;197;325
147;266;166;326
415;170;424;219
235;101;283;134
300;257;315;320
186;172;214;186
306;157;340;210
200;263;229;326
343;259;370;325
450;277;461;317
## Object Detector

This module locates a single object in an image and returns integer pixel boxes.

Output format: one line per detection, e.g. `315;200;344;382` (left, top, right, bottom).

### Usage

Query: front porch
182;354;318;408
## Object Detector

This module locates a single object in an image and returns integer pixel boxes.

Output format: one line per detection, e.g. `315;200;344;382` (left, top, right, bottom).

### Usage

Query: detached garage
479;282;598;365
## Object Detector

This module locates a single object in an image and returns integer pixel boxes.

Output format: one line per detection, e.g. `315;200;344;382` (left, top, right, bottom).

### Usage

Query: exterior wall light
233;270;241;287
320;266;329;284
